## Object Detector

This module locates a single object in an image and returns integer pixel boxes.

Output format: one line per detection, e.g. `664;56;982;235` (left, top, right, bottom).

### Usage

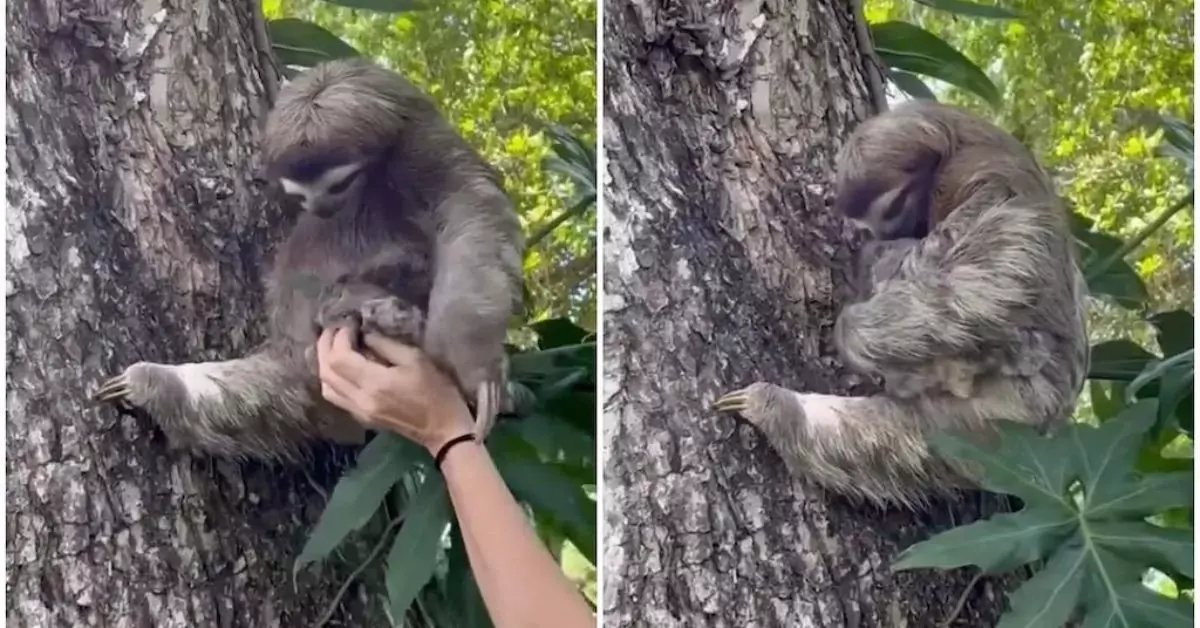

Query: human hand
315;327;474;455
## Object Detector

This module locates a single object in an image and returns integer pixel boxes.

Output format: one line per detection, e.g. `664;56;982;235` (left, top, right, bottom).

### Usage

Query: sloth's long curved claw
712;388;752;413
92;373;132;403
472;380;502;440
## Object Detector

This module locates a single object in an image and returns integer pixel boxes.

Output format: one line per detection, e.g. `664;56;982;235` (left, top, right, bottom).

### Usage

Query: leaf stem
1085;191;1194;281
313;515;406;628
939;571;983;627
526;195;595;251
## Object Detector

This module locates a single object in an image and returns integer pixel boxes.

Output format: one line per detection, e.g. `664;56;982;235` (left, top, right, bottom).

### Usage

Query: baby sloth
850;237;981;399
850;237;1045;400
93;59;524;461
716;101;1089;509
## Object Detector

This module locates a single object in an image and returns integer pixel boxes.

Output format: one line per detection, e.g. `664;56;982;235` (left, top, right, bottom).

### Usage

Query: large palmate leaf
897;399;1195;627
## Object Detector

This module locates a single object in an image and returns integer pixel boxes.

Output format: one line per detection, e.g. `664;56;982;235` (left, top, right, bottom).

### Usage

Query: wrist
433;432;478;470
424;403;476;454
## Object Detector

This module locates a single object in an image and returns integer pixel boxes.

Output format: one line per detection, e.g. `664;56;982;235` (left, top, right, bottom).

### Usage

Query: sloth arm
723;373;1062;509
93;343;365;461
424;180;524;390
835;194;1060;374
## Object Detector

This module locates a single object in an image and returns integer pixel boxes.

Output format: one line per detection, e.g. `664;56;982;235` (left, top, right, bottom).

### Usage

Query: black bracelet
435;434;477;469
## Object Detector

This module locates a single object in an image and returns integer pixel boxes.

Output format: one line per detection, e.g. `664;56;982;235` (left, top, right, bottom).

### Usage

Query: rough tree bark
6;1;372;625
602;1;1011;626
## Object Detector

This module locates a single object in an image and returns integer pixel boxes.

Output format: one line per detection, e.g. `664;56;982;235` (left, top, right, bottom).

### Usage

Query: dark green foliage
1071;212;1151;309
268;18;361;67
871;20;1001;106
896;401;1194;627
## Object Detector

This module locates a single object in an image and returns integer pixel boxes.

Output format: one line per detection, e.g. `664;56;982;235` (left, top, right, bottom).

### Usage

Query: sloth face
279;161;366;218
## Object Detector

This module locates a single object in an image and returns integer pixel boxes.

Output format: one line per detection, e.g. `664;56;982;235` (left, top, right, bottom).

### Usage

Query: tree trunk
6;1;370;625
602;1;1011;626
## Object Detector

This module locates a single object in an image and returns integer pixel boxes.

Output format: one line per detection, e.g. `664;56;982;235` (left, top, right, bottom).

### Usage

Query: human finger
325;327;389;383
317;355;363;403
316;327;338;363
320;381;369;421
361;333;423;367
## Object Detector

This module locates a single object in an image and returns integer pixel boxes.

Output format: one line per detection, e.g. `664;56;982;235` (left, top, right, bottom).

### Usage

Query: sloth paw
91;362;183;415
315;282;390;331
360;297;424;345
712;382;806;433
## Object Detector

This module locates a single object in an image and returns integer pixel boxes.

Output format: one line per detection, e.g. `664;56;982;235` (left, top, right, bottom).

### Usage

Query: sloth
715;100;1090;509
851;237;980;399
93;59;525;461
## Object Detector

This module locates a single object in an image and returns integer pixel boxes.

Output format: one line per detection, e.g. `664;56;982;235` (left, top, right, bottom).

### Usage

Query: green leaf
494;455;597;564
886;69;939;100
294;434;423;574
1127;351;1194;404
1090;380;1129;422
911;0;1021;19
1148;311;1194;358
1090;520;1194;580
1072;217;1151;308
1087;472;1194;520
1071;400;1158;511
386;474;452;622
1154;365;1194;433
1148;113;1195;181
445;524;492;628
1083;259;1150;309
268;18;361;68
530;318;592;349
930;421;1075;507
1089;340;1159;381
1082;581;1194;628
317;0;422;13
510;342;596;377
893;508;1076;574
996;541;1087;628
871;21;1001;106
510;412;595;467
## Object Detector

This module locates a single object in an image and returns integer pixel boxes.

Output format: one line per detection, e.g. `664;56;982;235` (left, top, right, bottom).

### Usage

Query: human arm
315;328;594;628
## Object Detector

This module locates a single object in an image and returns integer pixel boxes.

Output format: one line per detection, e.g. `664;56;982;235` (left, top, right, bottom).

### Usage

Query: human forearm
439;439;593;628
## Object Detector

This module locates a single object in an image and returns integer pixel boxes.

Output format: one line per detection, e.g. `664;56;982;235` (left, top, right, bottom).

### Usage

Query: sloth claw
713;382;781;428
92;373;132;403
712;388;752;414
471;380;502;440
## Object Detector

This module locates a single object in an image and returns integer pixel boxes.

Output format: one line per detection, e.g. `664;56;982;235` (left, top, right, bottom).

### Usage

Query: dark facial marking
834;178;890;220
277;148;358;183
